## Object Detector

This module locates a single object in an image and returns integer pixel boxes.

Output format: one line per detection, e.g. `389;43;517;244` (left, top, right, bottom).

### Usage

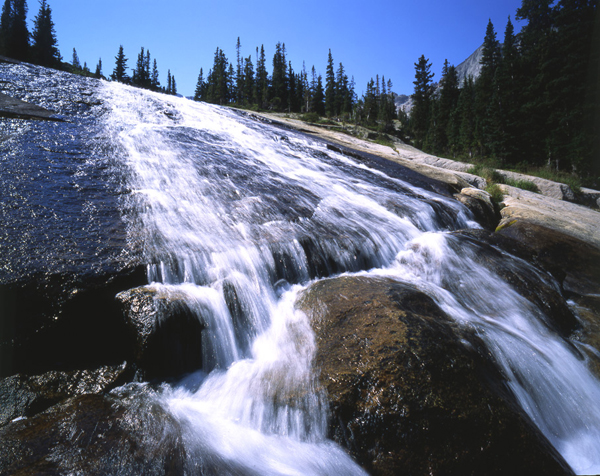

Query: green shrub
485;183;505;210
300;112;320;123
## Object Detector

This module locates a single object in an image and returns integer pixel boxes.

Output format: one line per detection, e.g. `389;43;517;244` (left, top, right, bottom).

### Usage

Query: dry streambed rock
298;275;572;476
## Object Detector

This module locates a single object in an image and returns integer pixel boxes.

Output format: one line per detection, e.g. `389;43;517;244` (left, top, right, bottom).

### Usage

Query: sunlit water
100;80;600;474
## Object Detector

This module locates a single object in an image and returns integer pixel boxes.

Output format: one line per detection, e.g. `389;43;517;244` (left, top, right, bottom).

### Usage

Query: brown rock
298;276;572;476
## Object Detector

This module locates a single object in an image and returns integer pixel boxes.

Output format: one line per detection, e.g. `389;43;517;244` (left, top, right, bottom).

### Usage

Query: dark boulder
116;286;204;381
0;265;147;378
0;390;187;475
0;364;130;427
298;276;572;476
454;187;499;229
447;231;579;337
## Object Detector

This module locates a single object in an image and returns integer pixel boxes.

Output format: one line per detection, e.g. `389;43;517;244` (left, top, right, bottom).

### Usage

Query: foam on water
101;81;600;474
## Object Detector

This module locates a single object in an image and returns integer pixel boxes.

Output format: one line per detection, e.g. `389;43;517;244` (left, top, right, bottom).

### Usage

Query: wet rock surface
116;286;204;380
0;364;130;427
0;265;147;378
0;389;187;475
298;276;572;476
454;187;498;229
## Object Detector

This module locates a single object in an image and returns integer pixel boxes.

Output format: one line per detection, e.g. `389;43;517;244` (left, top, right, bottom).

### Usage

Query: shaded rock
116;286;204;380
447;231;579;337
0;390;187;475
0;265;147;378
298;276;572;476
454;187;498;229
497;185;600;249
0;91;63;121
493;219;600;297
0;364;130;427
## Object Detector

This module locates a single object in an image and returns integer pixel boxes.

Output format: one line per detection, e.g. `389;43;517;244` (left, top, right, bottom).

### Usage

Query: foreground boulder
116;285;204;380
0;364;130;427
0;390;186;475
298;276;572;476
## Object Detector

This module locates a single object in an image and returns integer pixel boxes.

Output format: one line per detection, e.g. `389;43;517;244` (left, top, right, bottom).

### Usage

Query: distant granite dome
396;44;484;115
455;44;484;84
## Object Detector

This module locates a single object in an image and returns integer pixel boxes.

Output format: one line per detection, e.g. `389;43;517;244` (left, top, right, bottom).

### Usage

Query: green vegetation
485;183;505;211
408;0;599;185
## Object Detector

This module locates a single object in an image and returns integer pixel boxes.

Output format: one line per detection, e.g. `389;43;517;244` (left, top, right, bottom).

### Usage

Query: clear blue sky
30;0;525;97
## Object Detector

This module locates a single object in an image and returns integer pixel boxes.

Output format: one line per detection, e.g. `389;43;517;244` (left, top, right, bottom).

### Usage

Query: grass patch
467;164;504;183
503;178;539;193
485;183;505;211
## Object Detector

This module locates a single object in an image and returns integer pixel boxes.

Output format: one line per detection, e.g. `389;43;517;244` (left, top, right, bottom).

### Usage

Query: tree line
408;0;599;179
193;38;398;131
0;0;178;95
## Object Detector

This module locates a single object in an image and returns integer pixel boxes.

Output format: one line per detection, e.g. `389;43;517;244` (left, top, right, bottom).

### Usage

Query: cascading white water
101;81;600;475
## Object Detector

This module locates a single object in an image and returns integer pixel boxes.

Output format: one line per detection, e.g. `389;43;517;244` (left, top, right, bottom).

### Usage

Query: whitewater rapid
101;81;600;475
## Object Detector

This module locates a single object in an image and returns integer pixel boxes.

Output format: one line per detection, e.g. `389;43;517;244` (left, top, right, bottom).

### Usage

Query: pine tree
474;19;502;157
436;59;460;154
243;56;255;105
270;42;288;110
171;75;177;96
167;69;172;94
194;67;204;101
515;0;555;166
30;0;60;68
0;0;29;60
255;45;268;109
94;58;103;79
111;45;129;83
151;59;160;90
313;74;325;116
458;76;477;157
495;16;521;164
325;49;336;116
71;47;81;70
0;0;11;56
410;55;435;149
546;0;598;173
235;37;243;103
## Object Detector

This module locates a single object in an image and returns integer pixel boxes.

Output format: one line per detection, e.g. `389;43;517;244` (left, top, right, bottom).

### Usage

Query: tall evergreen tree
270;42;288;110
313;74;325;116
475;19;502;156
194;67;204;101
546;0;598;173
255;45;268;109
111;45;129;83
151;58;160;90
325;49;336;116
243;56;255;105
31;0;60;68
71;47;81;70
94;58;103;79
434;60;460;154
0;0;11;56
494;16;522;164
235;37;243;103
515;0;555;166
410;55;435;149
0;0;29;60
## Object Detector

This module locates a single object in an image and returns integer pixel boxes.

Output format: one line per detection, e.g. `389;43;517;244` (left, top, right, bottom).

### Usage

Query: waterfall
101;81;600;475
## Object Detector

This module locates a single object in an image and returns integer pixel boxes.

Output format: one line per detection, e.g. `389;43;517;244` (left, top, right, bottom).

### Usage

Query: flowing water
3;62;600;474
97;81;600;475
